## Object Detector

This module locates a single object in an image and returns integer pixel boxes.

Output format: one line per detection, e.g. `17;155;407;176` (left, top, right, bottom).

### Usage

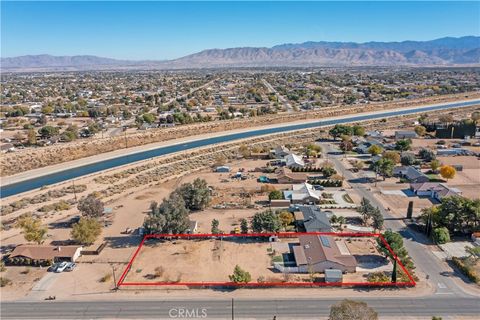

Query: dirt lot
124;238;276;283
121;236;394;285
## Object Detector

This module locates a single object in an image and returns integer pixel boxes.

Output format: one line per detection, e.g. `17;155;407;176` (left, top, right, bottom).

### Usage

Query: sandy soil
125;238;276;283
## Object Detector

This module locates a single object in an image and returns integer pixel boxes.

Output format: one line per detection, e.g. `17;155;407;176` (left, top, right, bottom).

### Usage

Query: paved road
321;143;473;297
262;78;293;112
2;296;479;319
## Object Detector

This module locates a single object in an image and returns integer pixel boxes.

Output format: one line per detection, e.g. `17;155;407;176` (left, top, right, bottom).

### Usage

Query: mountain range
2;36;479;71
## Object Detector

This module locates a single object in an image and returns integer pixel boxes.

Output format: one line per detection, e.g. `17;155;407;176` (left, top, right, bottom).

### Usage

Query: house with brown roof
292;235;357;273
8;244;82;264
276;167;308;184
410;182;462;201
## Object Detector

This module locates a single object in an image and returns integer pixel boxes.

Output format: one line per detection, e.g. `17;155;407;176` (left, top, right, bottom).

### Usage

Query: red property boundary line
117;232;416;288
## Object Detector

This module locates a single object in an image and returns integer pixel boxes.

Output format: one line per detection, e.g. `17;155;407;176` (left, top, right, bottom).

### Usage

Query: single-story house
394;166;430;183
276;167;308;184
285;153;305;168
410;182;462;200
293;235;357;273
395;130;417;140
215;166;230;173
283;183;321;204
295;205;332;232
9;244;82;263
271;146;290;159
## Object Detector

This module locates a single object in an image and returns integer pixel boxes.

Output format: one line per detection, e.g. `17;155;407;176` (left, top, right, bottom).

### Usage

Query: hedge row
452;257;479;284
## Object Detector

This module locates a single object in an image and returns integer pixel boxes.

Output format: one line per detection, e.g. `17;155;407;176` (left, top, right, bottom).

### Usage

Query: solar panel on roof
320;235;331;247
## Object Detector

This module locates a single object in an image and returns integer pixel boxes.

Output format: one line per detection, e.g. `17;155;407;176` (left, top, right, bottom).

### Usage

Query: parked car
54;261;69;273
64;262;76;272
48;262;61;272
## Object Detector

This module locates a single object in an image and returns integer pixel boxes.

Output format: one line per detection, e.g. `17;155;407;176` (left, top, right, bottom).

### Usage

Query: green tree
142;113;156;124
78;194;105;218
329;124;353;140
251;210;281;233
329;299;378;320
322;166;337;178
211;219;220;234
357;197;375;225
418;148;436;162
268;190;283;200
432;227;450;244
395;139;412;151
400;153;417;166
176;178;210;211
368;145;383;156
71;217;102;245
471;111;480;124
229;265;252;283
16;216;47;244
371;207;384;231
38;126;59;139
377;230;414;271
240;219;249;234
372;158;395;180
430;159;441;172
353;125;365;136
143;193;190;234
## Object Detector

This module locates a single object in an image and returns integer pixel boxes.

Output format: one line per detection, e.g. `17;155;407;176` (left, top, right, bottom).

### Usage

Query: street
321;142;475;297
2;296;479;319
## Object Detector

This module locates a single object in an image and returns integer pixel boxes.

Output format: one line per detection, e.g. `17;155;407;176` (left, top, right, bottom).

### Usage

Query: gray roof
404;166;428;181
299;206;332;232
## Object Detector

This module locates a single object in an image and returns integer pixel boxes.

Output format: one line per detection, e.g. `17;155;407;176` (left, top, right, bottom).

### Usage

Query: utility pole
72;180;77;202
231;298;234;320
111;264;118;290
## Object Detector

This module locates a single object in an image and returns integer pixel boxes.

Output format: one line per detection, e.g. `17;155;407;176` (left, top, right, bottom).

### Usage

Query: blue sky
2;1;479;60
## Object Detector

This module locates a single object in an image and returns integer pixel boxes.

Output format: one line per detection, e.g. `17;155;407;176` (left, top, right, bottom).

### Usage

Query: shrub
367;272;390;283
99;273;112;283
154;266;165;278
432;227;450;244
0;277;12;287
